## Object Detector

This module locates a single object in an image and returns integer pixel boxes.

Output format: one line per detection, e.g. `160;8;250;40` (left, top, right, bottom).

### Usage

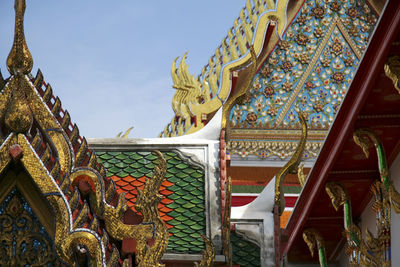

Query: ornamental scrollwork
384;56;400;94
0;190;65;266
0;1;169;265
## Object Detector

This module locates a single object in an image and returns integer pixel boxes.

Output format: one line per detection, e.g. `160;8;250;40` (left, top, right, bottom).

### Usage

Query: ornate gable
0;1;168;266
228;0;382;160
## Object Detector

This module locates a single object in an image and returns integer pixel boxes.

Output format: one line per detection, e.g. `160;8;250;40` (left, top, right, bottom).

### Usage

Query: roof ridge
162;0;290;137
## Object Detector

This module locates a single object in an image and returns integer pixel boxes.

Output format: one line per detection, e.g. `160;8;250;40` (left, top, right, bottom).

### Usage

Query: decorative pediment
227;0;381;159
0;1;169;265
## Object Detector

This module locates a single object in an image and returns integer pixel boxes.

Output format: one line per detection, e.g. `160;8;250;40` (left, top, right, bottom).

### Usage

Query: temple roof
228;0;381;160
96;150;207;254
160;0;302;137
160;0;385;163
280;0;400;262
0;1;168;265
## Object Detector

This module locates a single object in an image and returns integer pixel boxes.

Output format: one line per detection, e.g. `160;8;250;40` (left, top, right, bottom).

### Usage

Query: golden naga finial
325;182;348;211
194;235;215;267
275;112;308;215
7;0;33;75
384;56;400;94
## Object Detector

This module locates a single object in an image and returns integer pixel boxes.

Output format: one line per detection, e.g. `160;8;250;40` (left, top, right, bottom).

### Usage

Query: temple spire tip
6;0;33;75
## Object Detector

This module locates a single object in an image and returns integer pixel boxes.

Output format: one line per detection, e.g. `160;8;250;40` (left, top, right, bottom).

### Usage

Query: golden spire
7;0;33;75
3;0;33;133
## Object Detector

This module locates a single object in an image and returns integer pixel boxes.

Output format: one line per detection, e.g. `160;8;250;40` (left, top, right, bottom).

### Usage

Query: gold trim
0;134;104;265
384;56;400;93
229;128;326;140
367;0;386;15
227;139;320;160
222;46;258;129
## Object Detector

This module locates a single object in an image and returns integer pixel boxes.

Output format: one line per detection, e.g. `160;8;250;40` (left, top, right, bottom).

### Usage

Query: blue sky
0;1;246;138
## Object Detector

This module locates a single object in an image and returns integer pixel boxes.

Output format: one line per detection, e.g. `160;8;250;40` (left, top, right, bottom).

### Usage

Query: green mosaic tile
97;153;112;160
144;163;155;169
107;152;121;156
182;203;196;209
96;150;206;254
106;158;120;164
173;199;188;206
190;224;204;231
115;154;127;160
191;172;203;178
171;224;187;230
175;163;189;170
106;166;121;174
191;207;204;213
231;232;260;267
176;172;189;179
116;171;129;177
183;168;196;175
190;198;204;205
129;153;143;160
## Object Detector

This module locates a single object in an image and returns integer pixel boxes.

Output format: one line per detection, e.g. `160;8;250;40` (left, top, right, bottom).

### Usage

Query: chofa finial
7;0;33;75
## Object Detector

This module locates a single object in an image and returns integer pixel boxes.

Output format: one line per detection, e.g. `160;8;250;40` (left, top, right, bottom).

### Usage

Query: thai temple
1;0;400;266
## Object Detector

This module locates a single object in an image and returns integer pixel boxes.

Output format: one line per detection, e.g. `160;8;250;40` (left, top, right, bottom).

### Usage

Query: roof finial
7;0;33;75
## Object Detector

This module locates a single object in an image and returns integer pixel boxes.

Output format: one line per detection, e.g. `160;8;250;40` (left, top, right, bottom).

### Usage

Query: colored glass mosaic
229;0;379;130
231;231;261;267
96;151;206;253
0;188;65;266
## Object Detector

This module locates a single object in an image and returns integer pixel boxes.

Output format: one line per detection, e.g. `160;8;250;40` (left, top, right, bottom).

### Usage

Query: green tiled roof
96;150;206;253
231;231;261;267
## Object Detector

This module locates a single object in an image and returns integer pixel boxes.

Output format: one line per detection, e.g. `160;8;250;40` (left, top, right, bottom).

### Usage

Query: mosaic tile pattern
0;188;65;266
231;231;261;267
97;151;206;253
229;0;379;129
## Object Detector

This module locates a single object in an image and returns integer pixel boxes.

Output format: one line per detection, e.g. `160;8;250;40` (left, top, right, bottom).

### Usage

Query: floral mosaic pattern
229;0;379;129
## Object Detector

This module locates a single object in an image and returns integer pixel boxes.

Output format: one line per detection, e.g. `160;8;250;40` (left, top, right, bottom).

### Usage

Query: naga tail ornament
194;235;215;267
135;150;169;267
325;182;360;247
302;228;328;267
275;112;308;215
353;128;400;212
